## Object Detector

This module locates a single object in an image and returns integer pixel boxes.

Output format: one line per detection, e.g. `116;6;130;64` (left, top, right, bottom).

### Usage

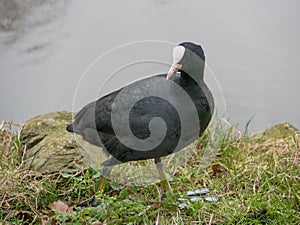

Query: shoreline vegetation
0;111;299;224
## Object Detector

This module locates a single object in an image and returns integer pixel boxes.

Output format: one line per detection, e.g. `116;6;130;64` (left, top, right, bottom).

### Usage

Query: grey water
0;0;299;133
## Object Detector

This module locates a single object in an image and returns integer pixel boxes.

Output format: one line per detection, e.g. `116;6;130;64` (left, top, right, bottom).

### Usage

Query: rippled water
0;0;299;132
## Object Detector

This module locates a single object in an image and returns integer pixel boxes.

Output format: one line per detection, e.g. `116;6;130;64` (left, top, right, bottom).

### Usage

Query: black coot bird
67;42;214;201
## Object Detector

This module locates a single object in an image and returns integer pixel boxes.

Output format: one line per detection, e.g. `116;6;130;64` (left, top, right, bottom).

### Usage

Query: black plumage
67;42;214;198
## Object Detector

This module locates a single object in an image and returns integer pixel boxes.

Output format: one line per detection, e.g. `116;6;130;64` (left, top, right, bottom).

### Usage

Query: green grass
0;121;299;224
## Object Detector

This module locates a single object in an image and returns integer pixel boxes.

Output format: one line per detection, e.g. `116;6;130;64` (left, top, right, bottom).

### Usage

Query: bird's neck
180;70;204;85
180;71;193;80
180;55;205;84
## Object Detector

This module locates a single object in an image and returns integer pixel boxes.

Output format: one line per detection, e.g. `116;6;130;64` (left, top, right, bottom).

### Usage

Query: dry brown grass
0;122;59;221
0;121;23;168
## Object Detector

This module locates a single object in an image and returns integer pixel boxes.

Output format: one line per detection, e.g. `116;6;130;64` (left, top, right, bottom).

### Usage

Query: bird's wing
72;90;119;134
71;74;168;135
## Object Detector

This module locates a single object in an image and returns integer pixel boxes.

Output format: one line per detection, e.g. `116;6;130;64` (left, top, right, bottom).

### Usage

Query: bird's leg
95;166;112;194
155;157;172;199
78;166;111;207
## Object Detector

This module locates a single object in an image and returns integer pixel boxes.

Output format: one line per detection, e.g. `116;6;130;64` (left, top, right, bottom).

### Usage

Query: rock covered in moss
250;122;299;143
248;122;299;155
21;111;104;173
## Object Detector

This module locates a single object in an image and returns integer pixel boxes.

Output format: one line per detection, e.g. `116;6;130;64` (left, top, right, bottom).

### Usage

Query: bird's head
167;42;205;80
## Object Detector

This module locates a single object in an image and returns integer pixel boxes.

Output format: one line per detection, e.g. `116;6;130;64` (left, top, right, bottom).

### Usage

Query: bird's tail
66;124;74;133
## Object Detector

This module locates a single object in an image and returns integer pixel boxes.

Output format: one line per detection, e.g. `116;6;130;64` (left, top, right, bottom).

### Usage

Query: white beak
166;64;182;80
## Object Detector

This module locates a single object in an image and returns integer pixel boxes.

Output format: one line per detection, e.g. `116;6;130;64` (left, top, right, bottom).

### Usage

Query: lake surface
0;0;299;133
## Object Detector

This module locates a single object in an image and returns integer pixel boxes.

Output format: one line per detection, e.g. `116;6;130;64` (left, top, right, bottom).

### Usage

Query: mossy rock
21;111;105;173
250;122;299;143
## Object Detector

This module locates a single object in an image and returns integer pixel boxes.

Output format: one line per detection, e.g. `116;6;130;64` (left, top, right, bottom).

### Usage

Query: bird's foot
159;190;167;200
158;189;175;201
77;195;100;207
177;188;218;210
184;188;218;202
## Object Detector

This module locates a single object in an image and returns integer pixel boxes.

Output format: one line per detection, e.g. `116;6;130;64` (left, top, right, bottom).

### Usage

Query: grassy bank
0;121;299;224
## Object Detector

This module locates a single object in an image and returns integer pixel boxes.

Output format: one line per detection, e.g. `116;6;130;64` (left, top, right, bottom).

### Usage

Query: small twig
155;213;160;225
208;212;214;225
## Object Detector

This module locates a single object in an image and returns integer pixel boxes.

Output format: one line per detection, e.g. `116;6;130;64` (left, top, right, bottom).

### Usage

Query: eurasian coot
67;42;214;202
